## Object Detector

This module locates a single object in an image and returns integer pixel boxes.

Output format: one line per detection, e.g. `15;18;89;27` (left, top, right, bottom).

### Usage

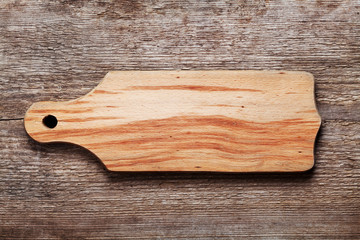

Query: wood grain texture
0;0;359;239
24;71;321;172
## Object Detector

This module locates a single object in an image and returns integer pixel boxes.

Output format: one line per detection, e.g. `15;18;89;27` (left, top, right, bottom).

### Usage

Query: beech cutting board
24;71;321;172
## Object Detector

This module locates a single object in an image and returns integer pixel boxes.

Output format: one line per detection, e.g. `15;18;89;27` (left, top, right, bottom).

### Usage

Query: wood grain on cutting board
24;71;321;172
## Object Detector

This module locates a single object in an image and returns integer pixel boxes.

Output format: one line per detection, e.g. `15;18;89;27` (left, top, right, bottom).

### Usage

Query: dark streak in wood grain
126;85;264;92
93;90;120;94
60;116;122;122
205;104;241;107
30;108;93;114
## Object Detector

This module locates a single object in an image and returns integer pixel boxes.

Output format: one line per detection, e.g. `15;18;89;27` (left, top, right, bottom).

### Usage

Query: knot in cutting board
24;71;321;172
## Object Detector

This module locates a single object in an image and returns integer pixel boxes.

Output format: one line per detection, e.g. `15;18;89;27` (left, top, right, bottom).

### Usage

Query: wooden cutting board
24;71;321;172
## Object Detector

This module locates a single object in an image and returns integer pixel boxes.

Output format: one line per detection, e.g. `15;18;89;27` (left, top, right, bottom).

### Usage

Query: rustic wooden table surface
1;0;359;239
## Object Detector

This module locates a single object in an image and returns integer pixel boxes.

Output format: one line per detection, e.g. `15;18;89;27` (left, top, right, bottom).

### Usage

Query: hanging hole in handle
42;115;58;128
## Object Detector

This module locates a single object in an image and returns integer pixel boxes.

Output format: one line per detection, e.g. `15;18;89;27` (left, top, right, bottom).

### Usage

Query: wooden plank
0;120;359;239
24;71;321;172
0;0;359;238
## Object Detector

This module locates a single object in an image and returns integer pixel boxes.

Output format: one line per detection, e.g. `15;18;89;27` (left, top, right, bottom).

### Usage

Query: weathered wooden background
1;0;359;239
